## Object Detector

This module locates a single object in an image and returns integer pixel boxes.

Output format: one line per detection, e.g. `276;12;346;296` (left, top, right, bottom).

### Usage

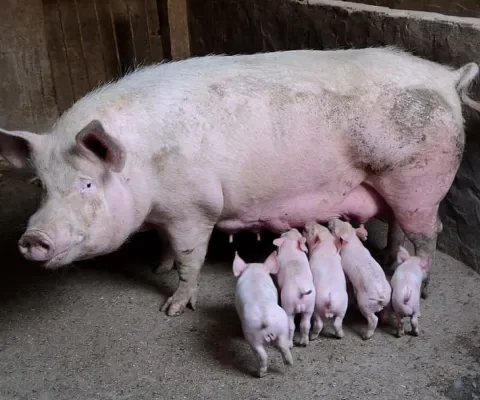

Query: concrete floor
1;166;480;400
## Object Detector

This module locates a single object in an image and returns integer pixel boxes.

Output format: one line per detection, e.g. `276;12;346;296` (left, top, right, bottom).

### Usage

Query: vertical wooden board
42;0;74;114
126;0;150;66
111;0;135;74
0;0;58;132
167;0;191;60
93;0;122;81
56;0;91;100
75;0;108;88
144;0;164;62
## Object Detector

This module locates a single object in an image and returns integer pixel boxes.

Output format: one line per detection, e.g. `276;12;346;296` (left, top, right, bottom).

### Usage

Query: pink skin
328;219;392;340
390;246;431;337
273;229;316;347
303;222;348;340
233;252;293;378
0;48;477;318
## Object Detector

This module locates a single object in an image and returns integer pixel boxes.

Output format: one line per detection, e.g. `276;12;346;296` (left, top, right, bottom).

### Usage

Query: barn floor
1;167;480;400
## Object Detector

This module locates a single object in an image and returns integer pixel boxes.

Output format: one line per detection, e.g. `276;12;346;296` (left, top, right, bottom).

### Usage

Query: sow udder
216;183;390;234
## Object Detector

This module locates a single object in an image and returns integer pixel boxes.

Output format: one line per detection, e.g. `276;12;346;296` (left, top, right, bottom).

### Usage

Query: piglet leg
287;314;295;348
297;312;312;346
154;229;175;274
333;315;345;339
276;334;293;366
410;313;420;336
309;314;323;341
395;313;405;338
250;343;268;378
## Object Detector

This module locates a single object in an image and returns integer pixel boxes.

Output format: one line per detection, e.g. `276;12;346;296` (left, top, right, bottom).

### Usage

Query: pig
273;229;315;347
303;221;348;339
328;219;391;340
390;246;431;337
1;47;479;317
233;251;293;377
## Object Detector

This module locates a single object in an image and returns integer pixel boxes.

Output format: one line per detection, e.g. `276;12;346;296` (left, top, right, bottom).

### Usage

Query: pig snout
18;231;55;262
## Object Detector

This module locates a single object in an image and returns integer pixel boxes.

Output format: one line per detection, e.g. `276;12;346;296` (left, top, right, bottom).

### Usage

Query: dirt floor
1;166;480;400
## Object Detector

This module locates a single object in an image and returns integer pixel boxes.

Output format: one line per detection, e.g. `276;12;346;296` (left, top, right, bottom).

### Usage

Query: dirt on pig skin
1;165;480;400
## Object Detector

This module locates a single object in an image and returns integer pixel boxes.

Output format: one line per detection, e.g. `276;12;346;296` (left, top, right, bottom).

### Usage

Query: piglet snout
18;231;55;262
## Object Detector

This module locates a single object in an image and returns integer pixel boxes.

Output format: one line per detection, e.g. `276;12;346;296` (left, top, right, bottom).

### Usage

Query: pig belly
216;183;389;234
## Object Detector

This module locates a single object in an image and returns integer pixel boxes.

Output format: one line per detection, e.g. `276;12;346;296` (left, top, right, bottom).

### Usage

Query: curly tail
455;63;480;113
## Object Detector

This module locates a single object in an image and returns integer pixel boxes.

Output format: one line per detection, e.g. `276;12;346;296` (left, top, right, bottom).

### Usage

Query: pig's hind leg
160;220;214;316
309;313;324;341
332;314;345;339
276;334;294;366
410;313;420;336
249;342;269;378
297;311;312;346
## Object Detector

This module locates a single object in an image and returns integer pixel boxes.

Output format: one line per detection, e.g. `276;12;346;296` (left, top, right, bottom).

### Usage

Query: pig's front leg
160;221;213;316
379;218;405;269
154;229;175;274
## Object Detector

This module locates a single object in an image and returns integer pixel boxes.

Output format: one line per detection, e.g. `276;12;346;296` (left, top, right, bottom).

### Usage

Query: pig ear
273;238;284;248
75;120;126;173
420;256;431;270
298;237;308;253
0;127;42;169
396;246;411;264
233;252;248;277
264;251;280;274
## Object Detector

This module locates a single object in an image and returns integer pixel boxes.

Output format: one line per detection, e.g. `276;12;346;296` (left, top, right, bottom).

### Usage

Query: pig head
0;120;141;268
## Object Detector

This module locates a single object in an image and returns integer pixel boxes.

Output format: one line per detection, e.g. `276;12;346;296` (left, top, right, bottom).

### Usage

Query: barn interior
1;1;480;399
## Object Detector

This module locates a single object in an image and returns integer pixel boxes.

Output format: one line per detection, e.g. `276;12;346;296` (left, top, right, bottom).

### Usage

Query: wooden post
167;0;191;60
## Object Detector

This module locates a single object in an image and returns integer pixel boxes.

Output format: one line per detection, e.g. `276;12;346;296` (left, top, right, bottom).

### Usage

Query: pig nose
18;231;55;262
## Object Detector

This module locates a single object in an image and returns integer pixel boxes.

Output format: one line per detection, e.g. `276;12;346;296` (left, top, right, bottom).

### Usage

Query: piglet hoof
420;281;429;300
335;330;345;339
297;337;309;347
309;332;320;342
362;332;374;341
257;369;268;378
410;328;419;337
396;329;404;338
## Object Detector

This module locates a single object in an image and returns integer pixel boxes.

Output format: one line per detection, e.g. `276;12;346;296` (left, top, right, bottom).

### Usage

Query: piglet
273;229;315;347
233;251;293;378
390;246;430;337
303;222;348;339
328;219;391;340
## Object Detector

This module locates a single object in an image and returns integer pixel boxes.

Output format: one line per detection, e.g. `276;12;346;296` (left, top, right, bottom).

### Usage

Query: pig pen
1;0;480;399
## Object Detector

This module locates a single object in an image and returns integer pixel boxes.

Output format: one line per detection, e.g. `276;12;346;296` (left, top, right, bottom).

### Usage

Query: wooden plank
42;0;75;113
56;0;91;100
167;0;191;60
144;0;164;62
75;0;108;88
0;0;58;131
94;0;122;80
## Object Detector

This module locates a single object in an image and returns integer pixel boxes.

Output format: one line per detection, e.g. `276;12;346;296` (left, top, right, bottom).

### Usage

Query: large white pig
1;47;479;316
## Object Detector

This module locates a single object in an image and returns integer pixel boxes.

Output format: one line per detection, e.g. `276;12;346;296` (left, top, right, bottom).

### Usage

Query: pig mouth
42;246;77;269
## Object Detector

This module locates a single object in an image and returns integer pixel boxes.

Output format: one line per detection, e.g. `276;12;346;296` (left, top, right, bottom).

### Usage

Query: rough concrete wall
188;0;480;272
338;0;480;18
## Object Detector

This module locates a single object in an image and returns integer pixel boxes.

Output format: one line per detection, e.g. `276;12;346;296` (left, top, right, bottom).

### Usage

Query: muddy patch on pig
389;88;451;142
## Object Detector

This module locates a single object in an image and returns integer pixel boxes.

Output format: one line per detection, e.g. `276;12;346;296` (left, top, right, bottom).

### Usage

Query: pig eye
80;178;96;193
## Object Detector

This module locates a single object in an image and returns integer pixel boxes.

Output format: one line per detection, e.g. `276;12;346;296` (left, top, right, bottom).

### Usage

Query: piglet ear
334;237;342;253
355;226;368;242
396;246;411;264
420;256;431;270
273;238;284;248
233;252;248;277
75;120;126;173
298;237;308;254
264;251;280;275
0;127;42;169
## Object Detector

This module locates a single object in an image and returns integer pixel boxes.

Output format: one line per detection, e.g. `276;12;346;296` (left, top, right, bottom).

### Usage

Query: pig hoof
396;330;404;338
160;294;196;316
154;259;175;274
362;332;374;341
309;332;320;341
411;329;419;337
335;330;344;339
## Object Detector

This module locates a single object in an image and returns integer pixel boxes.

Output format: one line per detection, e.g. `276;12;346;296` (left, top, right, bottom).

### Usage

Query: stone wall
187;0;480;272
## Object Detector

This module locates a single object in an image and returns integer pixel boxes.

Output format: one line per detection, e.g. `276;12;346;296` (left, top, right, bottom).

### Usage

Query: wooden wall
0;0;191;132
